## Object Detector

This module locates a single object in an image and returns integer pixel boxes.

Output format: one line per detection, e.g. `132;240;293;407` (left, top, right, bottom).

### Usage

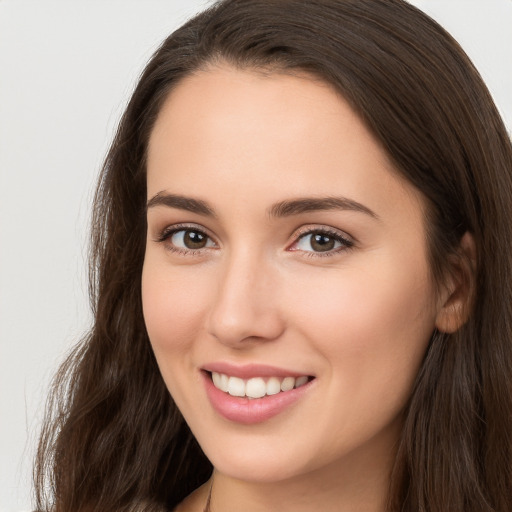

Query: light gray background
1;1;511;511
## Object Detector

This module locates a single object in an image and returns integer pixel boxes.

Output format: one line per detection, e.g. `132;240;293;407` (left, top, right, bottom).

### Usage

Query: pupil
184;230;207;249
311;233;335;252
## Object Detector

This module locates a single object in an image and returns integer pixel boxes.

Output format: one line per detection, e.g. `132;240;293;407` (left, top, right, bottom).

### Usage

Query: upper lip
202;362;313;379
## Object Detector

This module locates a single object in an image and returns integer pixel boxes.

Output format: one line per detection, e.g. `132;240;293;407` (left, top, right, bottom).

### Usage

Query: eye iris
311;233;335;252
184;230;207;249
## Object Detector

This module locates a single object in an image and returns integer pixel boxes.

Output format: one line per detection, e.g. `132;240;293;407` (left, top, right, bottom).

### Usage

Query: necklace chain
203;479;213;512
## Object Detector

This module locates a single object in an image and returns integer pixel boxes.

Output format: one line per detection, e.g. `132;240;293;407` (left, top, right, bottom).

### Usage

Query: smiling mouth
208;371;314;399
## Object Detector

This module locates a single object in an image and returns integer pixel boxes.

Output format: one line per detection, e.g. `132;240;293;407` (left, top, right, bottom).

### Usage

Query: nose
206;250;285;347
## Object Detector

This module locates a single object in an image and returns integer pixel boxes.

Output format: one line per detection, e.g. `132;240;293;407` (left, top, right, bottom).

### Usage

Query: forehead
146;65;424;222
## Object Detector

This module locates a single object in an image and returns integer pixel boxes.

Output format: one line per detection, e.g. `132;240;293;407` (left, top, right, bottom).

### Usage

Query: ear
435;232;477;333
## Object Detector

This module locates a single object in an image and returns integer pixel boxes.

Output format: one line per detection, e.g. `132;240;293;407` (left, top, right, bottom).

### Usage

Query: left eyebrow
268;196;379;220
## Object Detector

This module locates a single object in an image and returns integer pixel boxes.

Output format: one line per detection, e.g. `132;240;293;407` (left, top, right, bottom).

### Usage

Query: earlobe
435;232;477;333
435;302;467;334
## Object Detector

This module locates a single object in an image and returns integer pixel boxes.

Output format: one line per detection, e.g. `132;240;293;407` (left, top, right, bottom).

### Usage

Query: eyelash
154;224;354;258
154;223;216;256
290;227;354;258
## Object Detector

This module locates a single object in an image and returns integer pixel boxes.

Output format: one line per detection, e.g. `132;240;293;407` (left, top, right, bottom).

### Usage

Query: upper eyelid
292;224;355;243
155;222;215;241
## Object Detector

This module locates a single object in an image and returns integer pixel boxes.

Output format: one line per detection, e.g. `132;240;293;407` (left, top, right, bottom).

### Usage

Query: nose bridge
207;246;284;345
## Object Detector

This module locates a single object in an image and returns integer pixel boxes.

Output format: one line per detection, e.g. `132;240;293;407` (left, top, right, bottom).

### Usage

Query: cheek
289;254;436;390
141;258;216;413
141;259;211;354
286;261;436;449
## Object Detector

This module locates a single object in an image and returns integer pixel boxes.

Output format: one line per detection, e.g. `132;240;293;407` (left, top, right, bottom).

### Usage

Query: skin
142;66;458;512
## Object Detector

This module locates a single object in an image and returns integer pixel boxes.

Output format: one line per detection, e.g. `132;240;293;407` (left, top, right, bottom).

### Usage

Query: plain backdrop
1;1;511;511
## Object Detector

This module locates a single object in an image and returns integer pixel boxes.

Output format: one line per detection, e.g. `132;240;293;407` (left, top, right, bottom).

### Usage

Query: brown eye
169;229;215;251
310;233;336;252
183;230;207;248
294;230;352;254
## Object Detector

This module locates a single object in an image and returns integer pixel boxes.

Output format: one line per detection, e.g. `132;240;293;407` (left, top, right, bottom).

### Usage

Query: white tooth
266;377;281;395
219;373;229;392
295;376;309;388
228;376;246;397
246;377;266;398
212;372;222;388
281;376;295;392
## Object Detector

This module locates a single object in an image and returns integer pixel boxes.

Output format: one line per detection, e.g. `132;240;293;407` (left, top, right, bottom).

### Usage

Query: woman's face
142;66;443;483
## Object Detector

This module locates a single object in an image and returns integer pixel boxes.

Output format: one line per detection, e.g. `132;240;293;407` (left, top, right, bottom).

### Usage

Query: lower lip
203;372;313;425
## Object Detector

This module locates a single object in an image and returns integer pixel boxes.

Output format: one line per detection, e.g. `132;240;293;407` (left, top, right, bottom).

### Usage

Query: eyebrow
268;196;379;219
146;192;378;220
146;192;215;216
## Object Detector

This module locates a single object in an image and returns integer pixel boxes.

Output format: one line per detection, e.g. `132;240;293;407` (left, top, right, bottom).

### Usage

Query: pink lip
203;362;310;379
202;368;314;425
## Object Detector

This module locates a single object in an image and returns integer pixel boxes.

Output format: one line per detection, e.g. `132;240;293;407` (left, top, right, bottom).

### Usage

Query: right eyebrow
146;192;216;217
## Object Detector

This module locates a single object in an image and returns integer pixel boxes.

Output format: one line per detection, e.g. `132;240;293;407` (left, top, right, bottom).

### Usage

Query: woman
35;1;512;511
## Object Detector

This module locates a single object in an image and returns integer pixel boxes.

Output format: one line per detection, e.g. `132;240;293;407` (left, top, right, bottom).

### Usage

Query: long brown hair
35;1;512;511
